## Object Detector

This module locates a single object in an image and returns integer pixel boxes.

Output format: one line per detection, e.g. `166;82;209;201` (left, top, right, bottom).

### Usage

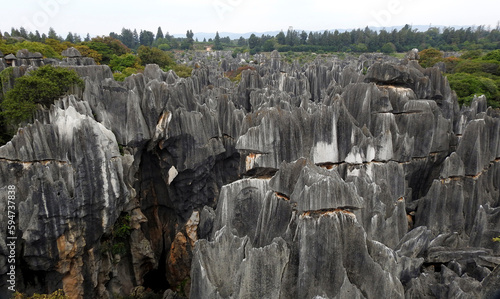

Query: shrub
109;53;141;72
158;43;171;51
447;72;499;106
226;65;256;83
381;42;396;54
100;213;132;258
482;50;500;62
0;66;14;95
461;49;483;60
454;60;500;76
113;67;144;82
113;214;132;239
44;39;71;56
74;45;103;64
442;56;462;73
418;48;443;68
169;64;193;78
0;40;60;58
137;45;173;67
0;65;84;125
83;36;130;65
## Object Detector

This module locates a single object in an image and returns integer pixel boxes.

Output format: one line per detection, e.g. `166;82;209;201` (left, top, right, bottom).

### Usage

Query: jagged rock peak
405;48;420;60
61;47;82;57
16;49;43;59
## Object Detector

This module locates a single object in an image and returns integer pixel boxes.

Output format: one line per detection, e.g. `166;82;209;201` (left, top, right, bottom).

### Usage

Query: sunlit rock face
0;50;499;298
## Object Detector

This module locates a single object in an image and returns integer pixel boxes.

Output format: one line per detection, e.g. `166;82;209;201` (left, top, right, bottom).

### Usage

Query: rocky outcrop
0;105;129;297
0;49;499;299
62;48;82;58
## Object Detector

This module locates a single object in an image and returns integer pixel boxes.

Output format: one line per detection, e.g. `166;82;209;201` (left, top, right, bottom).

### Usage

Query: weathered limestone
0;49;499;298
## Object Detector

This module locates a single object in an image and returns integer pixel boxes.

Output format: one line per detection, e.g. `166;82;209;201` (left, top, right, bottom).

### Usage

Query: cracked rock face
0;50;499;299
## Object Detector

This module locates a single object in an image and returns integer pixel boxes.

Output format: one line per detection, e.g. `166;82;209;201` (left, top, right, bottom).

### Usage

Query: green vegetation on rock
0;65;84;125
419;48;500;108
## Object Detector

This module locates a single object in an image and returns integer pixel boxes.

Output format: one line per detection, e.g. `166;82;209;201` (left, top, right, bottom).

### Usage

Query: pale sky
1;0;499;37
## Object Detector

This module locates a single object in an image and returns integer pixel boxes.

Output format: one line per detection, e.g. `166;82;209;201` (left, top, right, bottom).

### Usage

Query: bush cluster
0;65;84;125
419;49;500;108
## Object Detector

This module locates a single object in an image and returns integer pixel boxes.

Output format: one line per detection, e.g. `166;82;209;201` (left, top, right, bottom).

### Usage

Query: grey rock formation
0;49;499;299
405;48;420;60
61;47;82;57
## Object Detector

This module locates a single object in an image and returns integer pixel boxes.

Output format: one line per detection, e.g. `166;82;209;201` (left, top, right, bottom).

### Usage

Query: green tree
276;31;286;45
248;34;259;49
461;49;482;60
0;41;60;58
354;43;369;52
33;30;42;42
74;45;102;64
262;39;275;52
214;31;223;50
238;36;246;46
300;30;308;45
454;60;500;76
156;26;164;40
186;30;194;41
133;29;139;46
0;65;84;125
84;36;130;64
285;29;299;46
183;29;194;49
109;53;141;72
19;27;28;39
10;28;20;37
418;48;444;68
482;49;500;62
137;45;173;67
139;30;155;46
120;28;135;49
136;46;192;78
73;33;82;43
381;42;396;54
447;72;499;107
48;27;59;40
65;32;74;43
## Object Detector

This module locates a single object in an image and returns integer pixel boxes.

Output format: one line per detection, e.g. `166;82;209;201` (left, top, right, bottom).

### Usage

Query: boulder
61;47;82;57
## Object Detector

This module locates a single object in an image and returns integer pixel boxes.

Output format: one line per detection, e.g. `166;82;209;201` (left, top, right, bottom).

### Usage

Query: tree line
4;24;500;55
106;24;500;54
243;24;500;54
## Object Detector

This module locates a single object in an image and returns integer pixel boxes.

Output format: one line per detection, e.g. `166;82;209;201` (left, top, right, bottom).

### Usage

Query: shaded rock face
0;50;499;299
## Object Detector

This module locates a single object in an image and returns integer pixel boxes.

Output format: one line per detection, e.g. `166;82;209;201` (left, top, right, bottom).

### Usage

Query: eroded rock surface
0;50;499;298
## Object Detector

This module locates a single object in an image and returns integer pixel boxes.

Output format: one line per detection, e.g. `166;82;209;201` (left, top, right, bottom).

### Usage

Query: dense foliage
239;25;500;54
1;27;195;82
0;65;84;125
418;49;500;107
136;46;192;78
4;24;500;56
82;36;130;65
2;26;500;107
109;53;144;81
